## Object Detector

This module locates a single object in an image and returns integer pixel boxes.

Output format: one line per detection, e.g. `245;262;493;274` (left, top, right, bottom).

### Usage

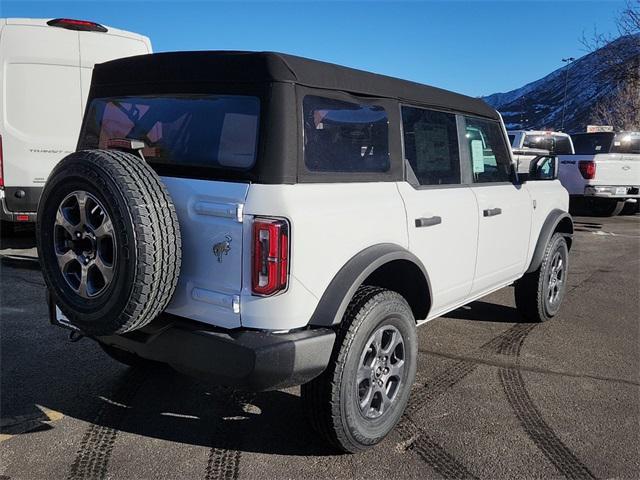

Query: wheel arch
308;243;432;327
526;209;573;274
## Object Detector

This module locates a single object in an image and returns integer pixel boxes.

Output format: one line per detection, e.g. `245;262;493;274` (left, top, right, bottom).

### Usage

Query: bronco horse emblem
212;235;232;263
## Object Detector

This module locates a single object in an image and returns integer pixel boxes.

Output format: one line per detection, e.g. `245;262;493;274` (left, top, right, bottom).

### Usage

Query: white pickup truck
508;130;574;174
559;132;640;216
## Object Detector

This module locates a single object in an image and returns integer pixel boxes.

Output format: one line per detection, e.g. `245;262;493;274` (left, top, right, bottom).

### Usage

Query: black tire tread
515;232;566;323
302;286;410;453
38;149;181;335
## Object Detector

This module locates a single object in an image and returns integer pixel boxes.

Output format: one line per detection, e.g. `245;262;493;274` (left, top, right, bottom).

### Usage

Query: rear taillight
578;160;596;180
252;218;289;296
0;135;3;188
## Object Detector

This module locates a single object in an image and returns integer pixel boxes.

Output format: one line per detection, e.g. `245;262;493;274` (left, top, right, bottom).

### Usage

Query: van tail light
0;135;4;188
578;160;596;180
252;218;289;296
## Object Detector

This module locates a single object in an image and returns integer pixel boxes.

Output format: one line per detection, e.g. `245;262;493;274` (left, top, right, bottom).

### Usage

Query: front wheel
515;232;569;322
301;286;417;453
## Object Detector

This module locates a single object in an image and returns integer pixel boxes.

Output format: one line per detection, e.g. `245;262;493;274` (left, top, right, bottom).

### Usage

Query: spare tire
37;149;181;336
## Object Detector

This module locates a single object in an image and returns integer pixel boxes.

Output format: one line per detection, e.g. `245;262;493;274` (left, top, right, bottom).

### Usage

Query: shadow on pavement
443;300;526;323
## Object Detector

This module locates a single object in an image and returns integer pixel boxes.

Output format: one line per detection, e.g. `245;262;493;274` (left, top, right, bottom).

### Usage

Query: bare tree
582;0;640;129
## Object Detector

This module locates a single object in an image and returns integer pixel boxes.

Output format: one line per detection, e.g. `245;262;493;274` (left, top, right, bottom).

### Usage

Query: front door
462;116;532;295
397;106;479;316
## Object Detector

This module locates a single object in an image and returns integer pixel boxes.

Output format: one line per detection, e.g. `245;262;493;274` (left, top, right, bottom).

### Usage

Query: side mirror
528;155;559;181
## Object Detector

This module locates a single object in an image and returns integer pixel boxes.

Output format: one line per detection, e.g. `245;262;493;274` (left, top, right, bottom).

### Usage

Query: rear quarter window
303;95;390;173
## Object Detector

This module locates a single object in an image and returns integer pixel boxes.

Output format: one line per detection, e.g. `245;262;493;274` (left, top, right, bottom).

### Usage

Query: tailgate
593;154;640;186
161;177;249;328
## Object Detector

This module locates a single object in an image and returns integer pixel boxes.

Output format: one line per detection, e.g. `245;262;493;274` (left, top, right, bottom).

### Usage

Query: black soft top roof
91;51;499;119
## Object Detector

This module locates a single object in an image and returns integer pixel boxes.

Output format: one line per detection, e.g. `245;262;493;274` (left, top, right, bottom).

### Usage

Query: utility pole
560;57;575;131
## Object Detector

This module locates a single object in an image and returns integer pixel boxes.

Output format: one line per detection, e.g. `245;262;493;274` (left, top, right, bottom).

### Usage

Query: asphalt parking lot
1;214;639;480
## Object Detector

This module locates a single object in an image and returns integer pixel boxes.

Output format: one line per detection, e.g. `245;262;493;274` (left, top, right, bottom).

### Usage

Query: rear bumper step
50;298;335;391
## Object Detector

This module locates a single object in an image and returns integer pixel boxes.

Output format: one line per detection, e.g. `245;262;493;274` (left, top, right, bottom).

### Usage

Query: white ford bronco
37;52;573;452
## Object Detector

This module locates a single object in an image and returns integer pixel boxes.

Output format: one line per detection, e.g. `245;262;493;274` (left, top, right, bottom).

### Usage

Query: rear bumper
0;189;38;223
583;185;640;199
50;300;335;391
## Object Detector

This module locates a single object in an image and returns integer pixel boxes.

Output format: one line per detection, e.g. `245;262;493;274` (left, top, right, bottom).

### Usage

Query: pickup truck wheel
301;286;417;453
515;232;569;322
588;198;625;217
36;149;181;336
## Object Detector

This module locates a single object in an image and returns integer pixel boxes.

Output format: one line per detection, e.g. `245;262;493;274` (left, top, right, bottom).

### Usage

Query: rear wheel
587;198;625;217
515;233;569;322
301;286;417;453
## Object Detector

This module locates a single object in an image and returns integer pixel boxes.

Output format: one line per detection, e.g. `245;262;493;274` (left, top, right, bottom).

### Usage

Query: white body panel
558;153;640;198
395;183;478;314
469;184;532;294
0;18;152;189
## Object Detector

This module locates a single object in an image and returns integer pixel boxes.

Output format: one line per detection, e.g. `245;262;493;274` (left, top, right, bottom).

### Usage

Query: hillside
483;34;640;133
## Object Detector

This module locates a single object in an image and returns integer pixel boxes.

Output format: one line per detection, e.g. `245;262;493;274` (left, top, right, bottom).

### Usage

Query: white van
0;18;152;226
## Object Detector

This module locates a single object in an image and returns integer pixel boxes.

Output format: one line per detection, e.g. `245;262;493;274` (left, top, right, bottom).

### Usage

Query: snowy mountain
483;34;640;133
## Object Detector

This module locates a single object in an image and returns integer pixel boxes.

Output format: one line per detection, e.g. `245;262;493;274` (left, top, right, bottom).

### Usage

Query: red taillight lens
0;134;4;188
252;218;289;296
47;18;108;33
578;160;596;179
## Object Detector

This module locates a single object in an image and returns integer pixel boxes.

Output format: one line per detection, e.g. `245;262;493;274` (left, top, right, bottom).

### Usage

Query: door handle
483;208;502;217
415;216;442;228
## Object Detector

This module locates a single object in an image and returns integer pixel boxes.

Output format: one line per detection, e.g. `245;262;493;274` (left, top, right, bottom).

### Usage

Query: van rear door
0;21;82;191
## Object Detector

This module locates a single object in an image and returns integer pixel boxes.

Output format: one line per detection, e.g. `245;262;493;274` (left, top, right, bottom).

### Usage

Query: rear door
463;116;532;295
0;22;81;189
80;94;261;328
397;106;478;316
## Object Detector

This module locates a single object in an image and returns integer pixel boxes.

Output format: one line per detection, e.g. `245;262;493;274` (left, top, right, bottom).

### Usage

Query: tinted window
508;134;516;145
81;95;260;170
612;133;640;154
401;106;460;185
303;95;389;172
523;134;573;154
572;133;614;154
464;117;512;183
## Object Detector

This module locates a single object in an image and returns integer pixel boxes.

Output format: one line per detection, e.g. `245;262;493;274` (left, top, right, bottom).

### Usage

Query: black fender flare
308;243;432;327
526;209;573;274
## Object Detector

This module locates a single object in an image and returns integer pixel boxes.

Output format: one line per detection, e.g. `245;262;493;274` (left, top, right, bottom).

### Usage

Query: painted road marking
0;405;64;442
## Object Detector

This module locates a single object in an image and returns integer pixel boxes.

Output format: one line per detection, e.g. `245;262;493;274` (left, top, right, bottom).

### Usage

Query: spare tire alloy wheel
37;149;182;336
54;191;116;298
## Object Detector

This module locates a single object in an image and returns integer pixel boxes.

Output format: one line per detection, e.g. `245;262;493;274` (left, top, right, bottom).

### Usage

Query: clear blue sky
1;1;624;97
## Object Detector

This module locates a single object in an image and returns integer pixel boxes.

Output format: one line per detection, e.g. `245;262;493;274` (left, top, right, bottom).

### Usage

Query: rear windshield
572;133;614;155
612;133;640;154
523;134;573;154
80;95;260;170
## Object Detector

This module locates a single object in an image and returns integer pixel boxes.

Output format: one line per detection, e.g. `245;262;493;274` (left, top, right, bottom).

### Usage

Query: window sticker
471;140;485;173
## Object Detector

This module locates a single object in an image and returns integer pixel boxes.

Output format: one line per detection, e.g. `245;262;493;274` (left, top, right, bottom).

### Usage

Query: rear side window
464;117;512;183
572;133;613;155
401;106;460;185
523;134;573;154
81;95;260;170
303;95;390;172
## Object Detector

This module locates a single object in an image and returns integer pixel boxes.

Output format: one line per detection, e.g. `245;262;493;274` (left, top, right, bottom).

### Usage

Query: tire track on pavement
67;368;147;480
397;323;539;479
204;391;254;480
496;326;597;479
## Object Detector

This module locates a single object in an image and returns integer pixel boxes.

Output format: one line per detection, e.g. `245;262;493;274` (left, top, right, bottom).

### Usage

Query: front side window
303;95;390;172
81;95;260;170
464;117;512;183
401;106;460;185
